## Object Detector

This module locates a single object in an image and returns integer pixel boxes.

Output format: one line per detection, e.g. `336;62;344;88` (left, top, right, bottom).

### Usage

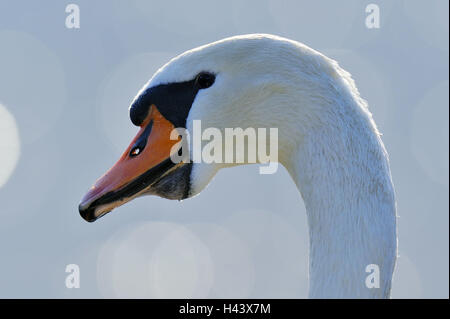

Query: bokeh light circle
97;222;214;298
0;30;67;144
222;209;309;297
0;104;20;188
410;80;449;186
189;222;256;298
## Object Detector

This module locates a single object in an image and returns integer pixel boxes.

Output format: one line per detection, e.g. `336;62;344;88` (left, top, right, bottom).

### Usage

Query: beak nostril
130;147;141;157
129;119;153;158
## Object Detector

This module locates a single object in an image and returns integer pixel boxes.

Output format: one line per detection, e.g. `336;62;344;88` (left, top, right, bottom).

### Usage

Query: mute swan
79;34;397;298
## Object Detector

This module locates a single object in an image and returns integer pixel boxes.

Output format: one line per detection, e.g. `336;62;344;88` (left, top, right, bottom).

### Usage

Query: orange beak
79;105;181;222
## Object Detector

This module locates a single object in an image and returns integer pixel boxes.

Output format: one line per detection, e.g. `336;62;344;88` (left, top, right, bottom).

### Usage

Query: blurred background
0;0;448;298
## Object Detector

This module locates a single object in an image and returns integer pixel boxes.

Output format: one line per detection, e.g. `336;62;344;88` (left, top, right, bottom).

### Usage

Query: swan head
79;34;339;222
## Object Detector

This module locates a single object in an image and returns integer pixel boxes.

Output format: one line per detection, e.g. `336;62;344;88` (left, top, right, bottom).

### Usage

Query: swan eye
196;72;215;89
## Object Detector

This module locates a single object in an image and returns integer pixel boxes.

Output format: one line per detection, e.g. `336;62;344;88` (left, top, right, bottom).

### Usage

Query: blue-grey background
0;0;448;298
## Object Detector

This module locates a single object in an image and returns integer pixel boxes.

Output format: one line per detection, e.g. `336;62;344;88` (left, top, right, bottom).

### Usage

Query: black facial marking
129;72;216;128
147;163;193;200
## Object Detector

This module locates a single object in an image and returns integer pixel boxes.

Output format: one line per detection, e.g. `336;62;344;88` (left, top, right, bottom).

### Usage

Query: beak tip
78;202;97;223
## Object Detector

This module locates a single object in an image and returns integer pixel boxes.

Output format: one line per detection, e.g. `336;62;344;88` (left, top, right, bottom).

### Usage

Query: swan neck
284;116;397;298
